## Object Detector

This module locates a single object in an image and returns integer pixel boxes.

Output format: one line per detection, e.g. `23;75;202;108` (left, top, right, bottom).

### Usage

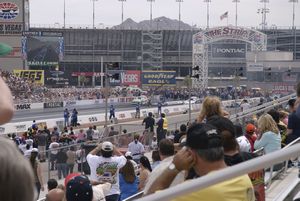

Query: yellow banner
13;70;44;85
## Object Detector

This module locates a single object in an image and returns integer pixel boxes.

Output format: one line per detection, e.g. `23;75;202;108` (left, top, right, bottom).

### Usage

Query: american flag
220;11;228;20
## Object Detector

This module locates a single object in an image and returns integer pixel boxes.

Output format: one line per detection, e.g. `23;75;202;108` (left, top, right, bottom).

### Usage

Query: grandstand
27;26;300;87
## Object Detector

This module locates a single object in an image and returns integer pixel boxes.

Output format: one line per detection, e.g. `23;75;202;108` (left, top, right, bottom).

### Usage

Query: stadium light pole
176;0;183;76
147;0;155;29
63;0;66;28
204;0;211;29
232;0;240;27
91;0;98;29
119;0;126;26
259;0;269;30
289;0;298;60
289;0;298;29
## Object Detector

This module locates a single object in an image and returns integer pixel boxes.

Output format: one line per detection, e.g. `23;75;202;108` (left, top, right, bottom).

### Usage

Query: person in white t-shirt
87;141;126;201
240;99;251;112
128;134;145;163
49;137;59;171
23;144;32;158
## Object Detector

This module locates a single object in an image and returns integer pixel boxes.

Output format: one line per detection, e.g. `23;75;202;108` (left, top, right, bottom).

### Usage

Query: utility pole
119;0;126;26
91;0;98;28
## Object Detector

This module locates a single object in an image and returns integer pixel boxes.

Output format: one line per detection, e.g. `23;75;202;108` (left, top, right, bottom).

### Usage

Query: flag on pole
220;11;228;20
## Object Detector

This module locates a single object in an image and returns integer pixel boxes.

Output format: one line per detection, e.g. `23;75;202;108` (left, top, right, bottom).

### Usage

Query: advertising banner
141;71;176;86
13;69;44;85
282;73;297;82
247;63;264;72
212;44;246;58
107;70;141;86
121;70;141;86
44;102;64;109
273;83;295;94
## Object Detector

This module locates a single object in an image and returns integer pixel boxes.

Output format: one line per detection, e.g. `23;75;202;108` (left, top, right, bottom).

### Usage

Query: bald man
46;188;65;201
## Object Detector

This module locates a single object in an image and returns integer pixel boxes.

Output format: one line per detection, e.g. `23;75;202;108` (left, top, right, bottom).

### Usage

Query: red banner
121;70;141;87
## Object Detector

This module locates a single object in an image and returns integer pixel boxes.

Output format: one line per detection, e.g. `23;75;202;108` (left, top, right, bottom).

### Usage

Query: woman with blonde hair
198;96;229;122
254;113;281;155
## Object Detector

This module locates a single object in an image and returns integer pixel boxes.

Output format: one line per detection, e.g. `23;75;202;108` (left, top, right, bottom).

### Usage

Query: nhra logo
0;2;19;20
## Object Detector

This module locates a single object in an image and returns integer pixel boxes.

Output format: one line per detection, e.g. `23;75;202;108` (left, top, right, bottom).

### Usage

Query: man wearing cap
146;123;255;201
87;141;126;201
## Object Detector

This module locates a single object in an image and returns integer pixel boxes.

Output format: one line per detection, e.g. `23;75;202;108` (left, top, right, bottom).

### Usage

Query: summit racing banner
13;70;44;85
141;71;176;86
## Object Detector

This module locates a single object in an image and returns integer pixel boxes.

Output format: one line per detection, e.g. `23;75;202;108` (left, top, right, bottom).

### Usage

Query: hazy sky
29;0;300;28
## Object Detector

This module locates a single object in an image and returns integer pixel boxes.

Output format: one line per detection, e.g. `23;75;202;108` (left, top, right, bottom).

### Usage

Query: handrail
230;93;296;122
139;143;300;201
123;191;144;201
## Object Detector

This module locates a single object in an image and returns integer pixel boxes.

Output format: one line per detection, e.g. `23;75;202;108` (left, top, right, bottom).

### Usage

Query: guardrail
139;143;300;201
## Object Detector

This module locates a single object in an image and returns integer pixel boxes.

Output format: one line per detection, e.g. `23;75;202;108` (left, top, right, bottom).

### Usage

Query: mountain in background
113;16;193;30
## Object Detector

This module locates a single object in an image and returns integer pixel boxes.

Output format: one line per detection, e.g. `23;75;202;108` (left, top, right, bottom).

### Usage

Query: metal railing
139;143;300;201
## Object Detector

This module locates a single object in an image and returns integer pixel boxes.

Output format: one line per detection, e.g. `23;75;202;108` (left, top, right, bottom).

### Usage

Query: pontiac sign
212;44;246;58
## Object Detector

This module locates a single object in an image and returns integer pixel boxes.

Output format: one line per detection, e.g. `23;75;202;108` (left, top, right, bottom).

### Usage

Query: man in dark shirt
174;124;187;143
142;112;155;146
36;130;47;162
56;147;68;179
287;99;300;144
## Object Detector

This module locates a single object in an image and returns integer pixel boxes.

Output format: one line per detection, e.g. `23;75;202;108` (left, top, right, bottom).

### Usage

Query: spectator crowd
1;70;300;201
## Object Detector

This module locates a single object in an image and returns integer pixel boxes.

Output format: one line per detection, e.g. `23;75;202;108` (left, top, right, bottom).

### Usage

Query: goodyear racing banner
13;69;44;85
142;71;176;86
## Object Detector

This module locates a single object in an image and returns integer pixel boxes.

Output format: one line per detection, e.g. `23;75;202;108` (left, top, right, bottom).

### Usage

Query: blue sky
29;0;300;28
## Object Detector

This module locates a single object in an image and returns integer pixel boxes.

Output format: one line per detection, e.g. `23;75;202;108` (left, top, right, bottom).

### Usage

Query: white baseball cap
31;148;39;153
125;151;132;157
101;141;113;152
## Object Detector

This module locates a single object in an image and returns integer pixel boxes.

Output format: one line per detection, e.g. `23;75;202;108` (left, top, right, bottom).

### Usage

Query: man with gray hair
146;123;255;201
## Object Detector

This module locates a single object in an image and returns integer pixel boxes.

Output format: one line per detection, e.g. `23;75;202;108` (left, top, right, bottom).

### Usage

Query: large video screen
23;32;63;66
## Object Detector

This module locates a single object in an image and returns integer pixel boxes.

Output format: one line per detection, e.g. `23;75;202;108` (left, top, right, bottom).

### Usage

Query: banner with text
13;69;44;85
212;44;246;58
142;71;176;86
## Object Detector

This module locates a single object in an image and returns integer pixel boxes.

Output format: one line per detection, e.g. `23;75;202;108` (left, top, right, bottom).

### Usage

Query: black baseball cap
186;123;222;150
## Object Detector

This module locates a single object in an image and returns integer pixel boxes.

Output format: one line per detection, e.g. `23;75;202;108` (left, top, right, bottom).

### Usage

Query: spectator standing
66;146;76;174
32;120;38;131
92;125;101;140
156;113;168;144
64;108;70;127
56;146;68;180
240;99;251;112
49;137;59;170
52;127;59;138
86;126;94;141
36;129;47;162
119;160;139;200
76;145;87;173
139;156;152;191
24;144;32;158
87;141;127;201
29;148;44;198
157;102;162;115
71;108;78;127
198;96;229;122
128;134;145;163
108;127;118;137
142;112;155;146
135;103;140;119
109;105;116;121
76;129;86;143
